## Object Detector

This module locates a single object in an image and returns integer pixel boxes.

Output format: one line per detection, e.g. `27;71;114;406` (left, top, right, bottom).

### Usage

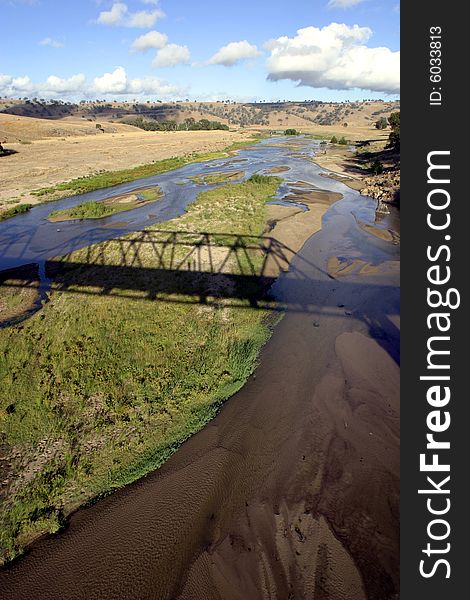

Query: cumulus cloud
208;40;262;66
97;2;164;28
152;43;190;67
10;76;34;93
39;37;64;49
0;67;183;99
43;74;86;93
131;30;168;52
328;0;366;8
97;2;127;25
92;66;182;95
265;23;399;94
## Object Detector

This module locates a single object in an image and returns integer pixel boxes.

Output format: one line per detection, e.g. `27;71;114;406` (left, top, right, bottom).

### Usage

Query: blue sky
0;0;400;101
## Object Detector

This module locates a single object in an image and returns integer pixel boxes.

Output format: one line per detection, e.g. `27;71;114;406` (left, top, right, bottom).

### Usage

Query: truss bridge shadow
1;229;399;359
1;230;302;314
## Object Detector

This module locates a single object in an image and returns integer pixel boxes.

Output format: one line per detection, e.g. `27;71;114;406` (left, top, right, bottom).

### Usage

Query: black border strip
401;3;467;597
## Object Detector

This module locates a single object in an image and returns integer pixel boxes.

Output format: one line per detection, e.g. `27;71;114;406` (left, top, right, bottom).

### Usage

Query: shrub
375;117;388;130
284;128;299;136
370;160;384;175
386;111;400;150
338;137;348;145
330;136;338;144
248;174;274;184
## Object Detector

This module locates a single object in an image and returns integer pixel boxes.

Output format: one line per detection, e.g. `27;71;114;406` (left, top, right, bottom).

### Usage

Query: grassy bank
0;204;32;221
0;175;281;563
48;187;162;222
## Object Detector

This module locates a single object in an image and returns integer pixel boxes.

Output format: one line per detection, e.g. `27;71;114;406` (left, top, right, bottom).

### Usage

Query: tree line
124;117;229;132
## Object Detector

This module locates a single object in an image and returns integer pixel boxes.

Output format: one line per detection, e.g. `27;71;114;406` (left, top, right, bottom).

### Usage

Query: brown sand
265;166;290;174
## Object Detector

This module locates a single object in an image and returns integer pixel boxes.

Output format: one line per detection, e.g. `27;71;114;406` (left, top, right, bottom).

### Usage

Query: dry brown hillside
0;113;142;143
0;99;400;142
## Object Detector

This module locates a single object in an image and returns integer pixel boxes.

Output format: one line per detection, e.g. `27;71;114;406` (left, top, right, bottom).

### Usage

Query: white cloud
97;2;127;25
328;0;366;7
44;74;86;93
92;66;181;95
97;2;164;28
131;30;168;52
39;37;64;49
152;44;190;67
265;23;399;94
0;74;13;88
11;76;34;93
208;40;261;66
127;9;163;27
93;66;129;93
0;67;184;99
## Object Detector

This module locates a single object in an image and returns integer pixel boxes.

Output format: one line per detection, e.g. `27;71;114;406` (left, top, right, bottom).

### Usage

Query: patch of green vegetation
30;137;262;203
124;117;229;132
49;200;120;221
369;160;384;175
48;188;162;222
284;128;299;136
330;136;349;146
248;174;274;185
0;203;32;221
0;175;282;563
223;135;265;153
137;188;162;202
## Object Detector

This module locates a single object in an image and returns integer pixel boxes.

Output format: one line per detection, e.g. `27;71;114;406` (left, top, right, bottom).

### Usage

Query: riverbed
0;136;400;599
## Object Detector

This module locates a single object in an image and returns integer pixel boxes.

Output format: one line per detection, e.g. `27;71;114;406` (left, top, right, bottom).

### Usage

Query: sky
0;0;400;102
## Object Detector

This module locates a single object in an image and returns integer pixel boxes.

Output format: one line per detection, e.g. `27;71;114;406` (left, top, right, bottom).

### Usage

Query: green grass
0;175;282;563
0;203;32;221
30;136;263;203
48;188;162;222
49;200;124;221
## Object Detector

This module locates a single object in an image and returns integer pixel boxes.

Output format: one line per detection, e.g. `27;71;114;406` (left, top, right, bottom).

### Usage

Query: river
0;137;400;599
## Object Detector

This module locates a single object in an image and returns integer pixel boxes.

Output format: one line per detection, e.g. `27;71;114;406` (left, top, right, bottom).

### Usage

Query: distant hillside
0;98;400;140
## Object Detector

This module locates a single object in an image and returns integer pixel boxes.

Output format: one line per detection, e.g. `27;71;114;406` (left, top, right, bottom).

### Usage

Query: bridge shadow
0;230;399;362
0;230;305;316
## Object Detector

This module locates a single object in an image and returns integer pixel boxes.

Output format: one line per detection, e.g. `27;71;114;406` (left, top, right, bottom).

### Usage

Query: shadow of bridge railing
0;230;398;324
69;230;298;278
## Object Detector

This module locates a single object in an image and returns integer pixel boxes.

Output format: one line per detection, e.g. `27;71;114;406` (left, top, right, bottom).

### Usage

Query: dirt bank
313;142;400;204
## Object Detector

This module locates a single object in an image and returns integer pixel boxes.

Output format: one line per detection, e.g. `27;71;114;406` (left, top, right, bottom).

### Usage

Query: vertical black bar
402;2;467;598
